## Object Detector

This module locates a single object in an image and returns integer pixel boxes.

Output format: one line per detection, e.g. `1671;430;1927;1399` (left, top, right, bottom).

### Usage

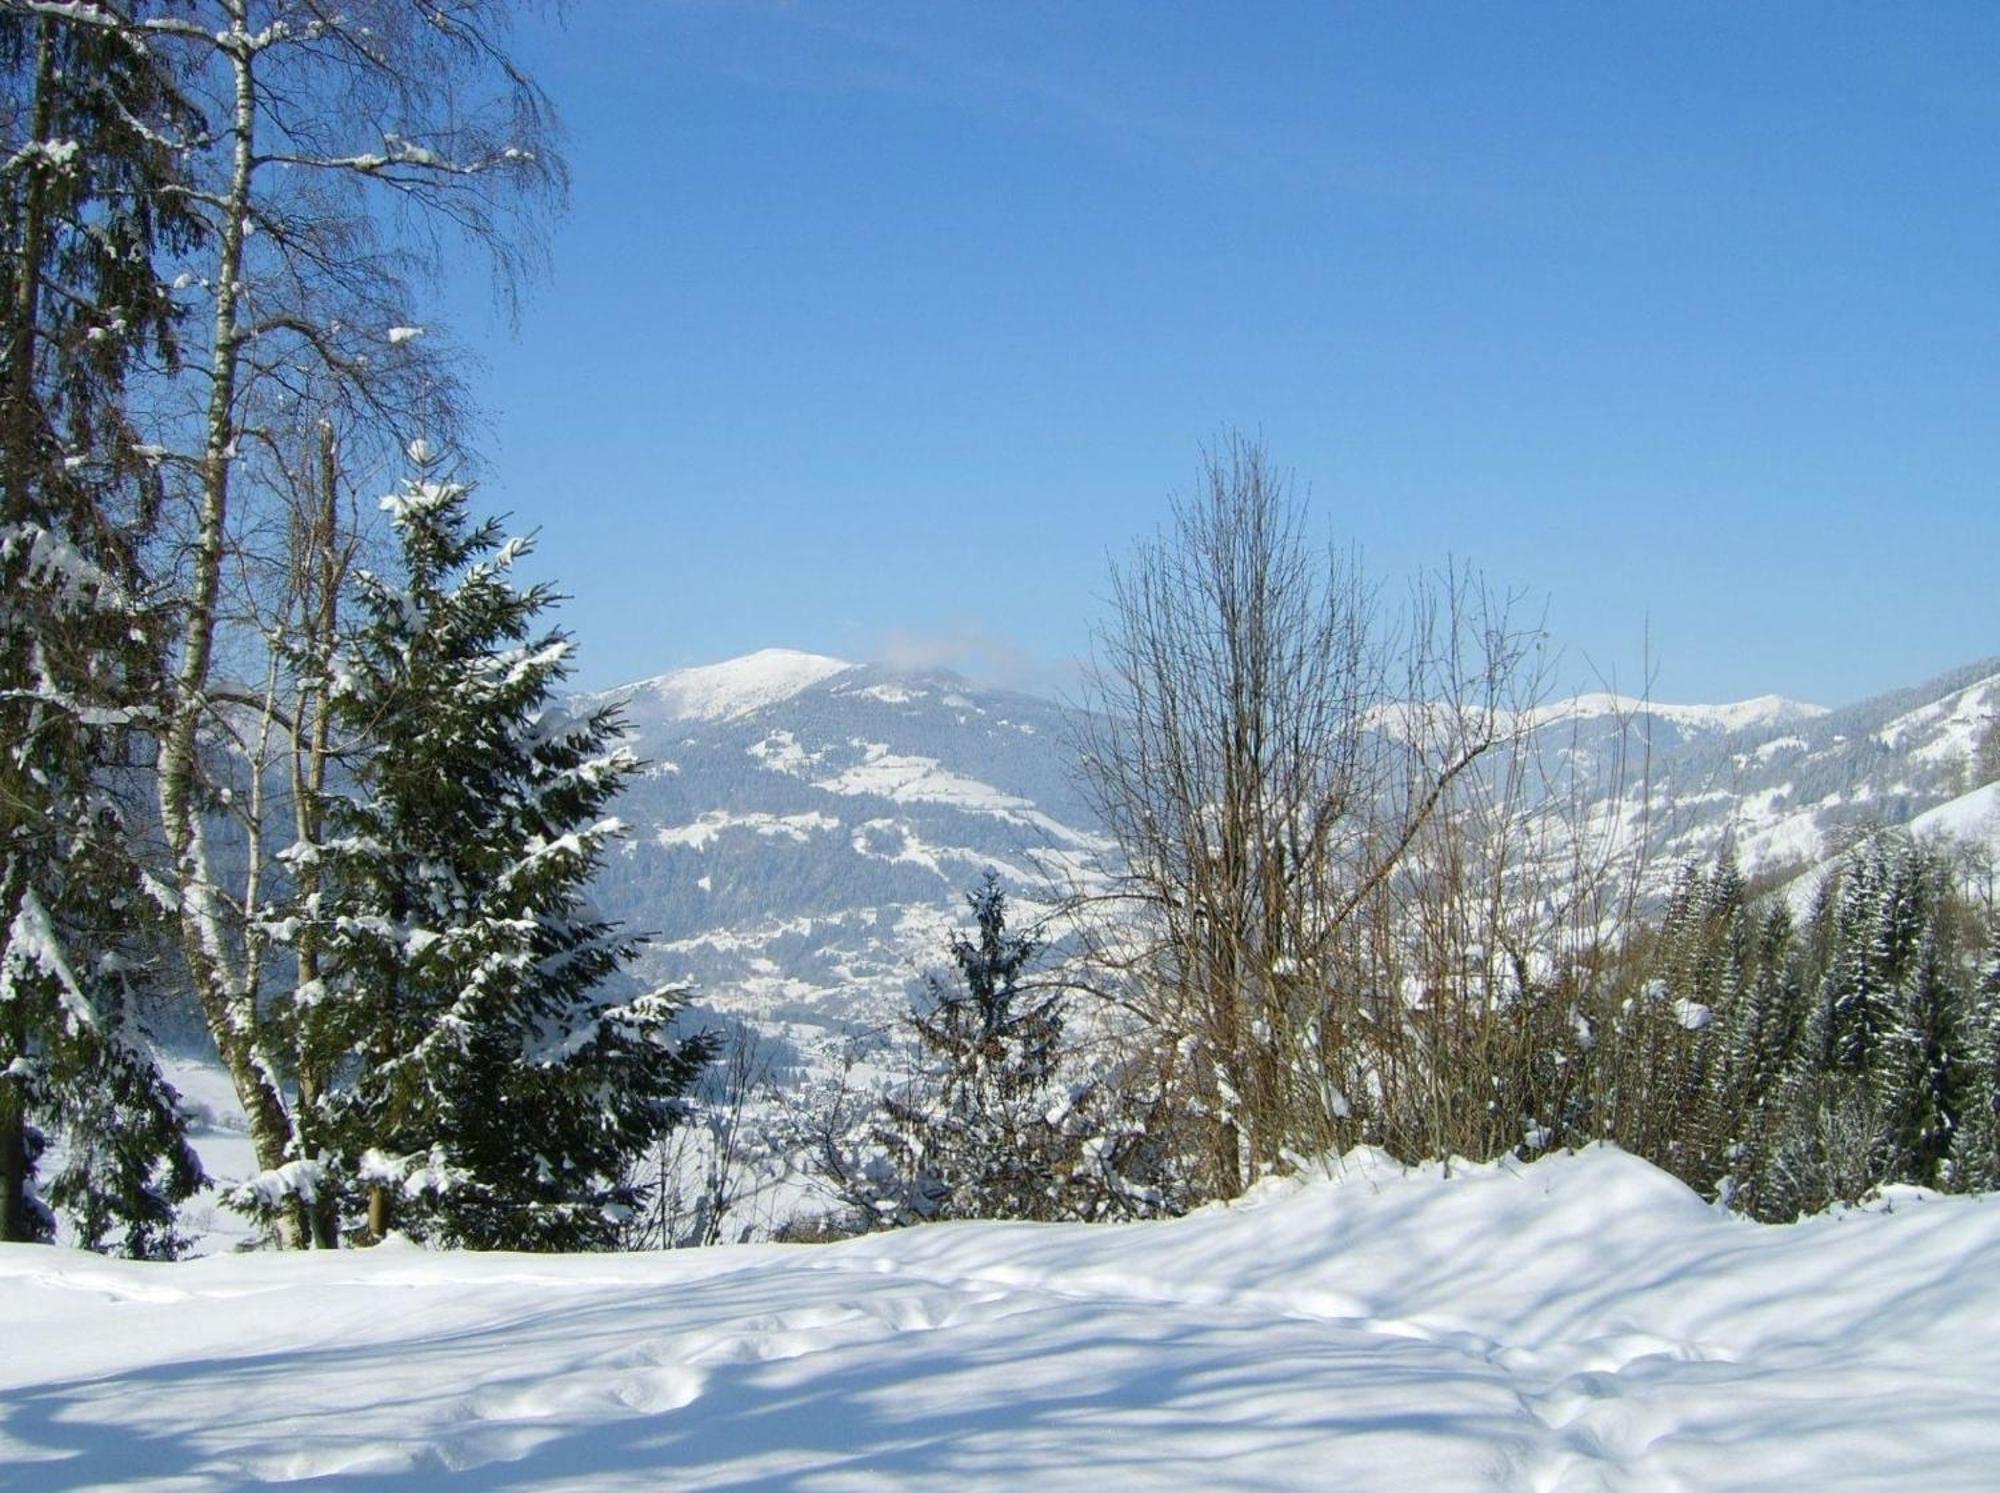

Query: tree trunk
153;14;298;1244
0;1080;29;1244
290;420;344;1250
0;886;30;1240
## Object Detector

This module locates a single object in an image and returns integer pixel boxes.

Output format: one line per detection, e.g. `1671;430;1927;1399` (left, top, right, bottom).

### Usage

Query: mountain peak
619;648;854;723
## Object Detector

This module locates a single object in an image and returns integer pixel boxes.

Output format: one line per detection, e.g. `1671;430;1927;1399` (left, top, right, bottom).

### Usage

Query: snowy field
4;1147;1997;1490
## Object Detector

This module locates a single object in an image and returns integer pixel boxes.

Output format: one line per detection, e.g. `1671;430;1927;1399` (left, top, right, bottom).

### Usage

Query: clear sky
441;1;1999;708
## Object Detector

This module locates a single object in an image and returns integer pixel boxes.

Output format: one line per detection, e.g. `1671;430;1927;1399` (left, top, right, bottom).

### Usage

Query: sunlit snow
608;649;853;724
5;1147;1996;1488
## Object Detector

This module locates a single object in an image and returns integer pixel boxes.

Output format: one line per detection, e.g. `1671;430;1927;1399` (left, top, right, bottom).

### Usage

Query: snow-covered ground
4;1147;1996;1489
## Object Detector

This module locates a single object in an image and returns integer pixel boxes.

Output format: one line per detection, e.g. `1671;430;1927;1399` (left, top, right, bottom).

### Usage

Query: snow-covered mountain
1521;690;1829;738
581;651;2000;1062
1570;658;2000;889
580;650;1111;1066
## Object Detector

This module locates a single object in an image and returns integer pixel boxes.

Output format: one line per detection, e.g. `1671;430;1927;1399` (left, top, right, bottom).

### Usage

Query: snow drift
3;1146;1996;1488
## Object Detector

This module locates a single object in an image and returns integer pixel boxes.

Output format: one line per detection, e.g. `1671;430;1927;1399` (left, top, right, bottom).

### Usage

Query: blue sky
445;2;1999;706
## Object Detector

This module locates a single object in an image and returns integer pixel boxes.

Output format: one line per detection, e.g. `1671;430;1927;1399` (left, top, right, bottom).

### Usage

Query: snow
746;728;816;776
379;478;464;522
814;742;1033;813
4;1150;1997;1487
1877;672;1999;759
1371;692;1826;750
1909;778;2000;848
656;810;842;851
1525;692;1829;736
842;683;925;706
1672;998;1712;1031
1752;733;1807;763
614;649;852;724
150;1054;262;1253
1784;779;2000;916
0;889;97;1032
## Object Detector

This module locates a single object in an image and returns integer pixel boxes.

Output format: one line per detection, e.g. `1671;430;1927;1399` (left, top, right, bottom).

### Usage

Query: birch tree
17;0;563;1243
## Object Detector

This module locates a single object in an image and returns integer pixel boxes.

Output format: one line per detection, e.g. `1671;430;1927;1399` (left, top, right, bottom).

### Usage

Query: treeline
1;1;711;1256
1617;837;1999;1217
799;841;2000;1236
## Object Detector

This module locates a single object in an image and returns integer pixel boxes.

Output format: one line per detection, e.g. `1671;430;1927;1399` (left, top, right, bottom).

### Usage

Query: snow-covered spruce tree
0;1;206;1251
1958;935;2000;1191
1770;840;1910;1206
1765;834;1976;1211
1673;853;1750;1185
1602;858;1736;1189
1877;923;1968;1189
309;452;714;1249
1723;904;1806;1216
872;872;1086;1224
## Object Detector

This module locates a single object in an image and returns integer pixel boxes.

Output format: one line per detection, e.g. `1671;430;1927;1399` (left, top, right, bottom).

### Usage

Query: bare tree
632;1024;778;1250
1074;437;1543;1198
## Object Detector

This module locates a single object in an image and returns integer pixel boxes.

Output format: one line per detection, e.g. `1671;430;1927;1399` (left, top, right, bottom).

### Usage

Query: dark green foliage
45;1029;206;1258
1781;836;1966;1199
1;4;203;500
1623;836;1988;1217
0;1;205;1252
873;873;1093;1223
309;455;715;1249
1718;905;1804;1215
1876;929;1964;1185
1950;938;2000;1190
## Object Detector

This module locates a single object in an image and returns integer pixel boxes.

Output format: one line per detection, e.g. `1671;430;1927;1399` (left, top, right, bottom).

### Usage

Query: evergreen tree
0;2;206;1250
1635;855;1743;1190
1799;837;1929;1085
1958;935;2000;1190
1877;926;1966;1187
1727;904;1804;1214
1769;834;1978;1209
877;872;1080;1223
1831;836;1960;1187
310;452;714;1249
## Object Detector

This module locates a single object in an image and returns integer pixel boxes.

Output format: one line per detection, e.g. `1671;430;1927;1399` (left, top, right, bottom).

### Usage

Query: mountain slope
1597;658;2000;886
584;654;1110;1061
579;653;2000;1063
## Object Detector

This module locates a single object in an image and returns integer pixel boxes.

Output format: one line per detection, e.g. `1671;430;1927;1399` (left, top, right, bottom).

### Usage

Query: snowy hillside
581;651;1111;1066
6;1145;1997;1488
1583;659;2000;888
1525;689;1828;737
1783;777;2000;917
